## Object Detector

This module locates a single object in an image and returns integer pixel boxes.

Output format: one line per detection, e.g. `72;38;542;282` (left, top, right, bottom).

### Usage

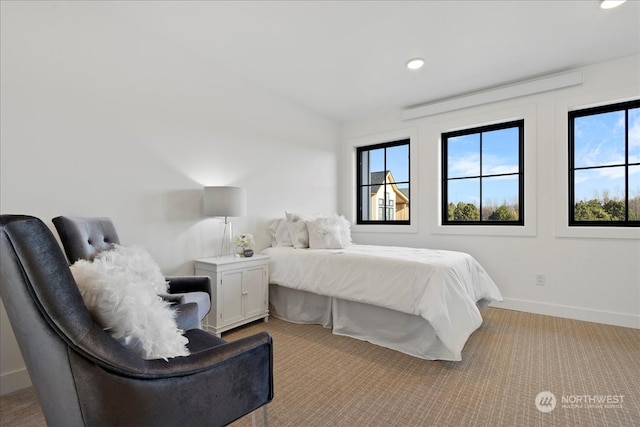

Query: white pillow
336;214;353;247
70;245;189;360
267;219;278;246
268;219;293;247
285;211;319;249
94;244;169;295
307;217;345;249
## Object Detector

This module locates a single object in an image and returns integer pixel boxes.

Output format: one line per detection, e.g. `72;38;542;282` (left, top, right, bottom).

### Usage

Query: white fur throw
70;244;189;360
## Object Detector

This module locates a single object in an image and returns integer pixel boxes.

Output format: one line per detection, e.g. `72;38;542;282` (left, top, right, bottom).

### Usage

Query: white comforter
263;245;503;360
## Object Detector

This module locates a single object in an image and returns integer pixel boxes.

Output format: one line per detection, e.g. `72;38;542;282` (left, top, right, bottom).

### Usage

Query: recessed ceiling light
599;0;627;9
406;58;425;70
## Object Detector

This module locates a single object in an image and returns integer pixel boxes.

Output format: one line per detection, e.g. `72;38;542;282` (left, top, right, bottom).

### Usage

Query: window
357;139;410;224
568;100;640;227
442;120;524;225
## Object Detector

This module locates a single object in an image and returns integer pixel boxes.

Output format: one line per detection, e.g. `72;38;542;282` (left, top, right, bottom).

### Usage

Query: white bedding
263;245;503;360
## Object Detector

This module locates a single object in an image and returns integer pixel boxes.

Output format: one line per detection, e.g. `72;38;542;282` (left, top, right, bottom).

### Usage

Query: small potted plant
234;233;255;257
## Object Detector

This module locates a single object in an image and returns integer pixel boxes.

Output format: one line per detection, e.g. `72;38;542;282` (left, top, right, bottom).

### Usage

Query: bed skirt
269;284;459;361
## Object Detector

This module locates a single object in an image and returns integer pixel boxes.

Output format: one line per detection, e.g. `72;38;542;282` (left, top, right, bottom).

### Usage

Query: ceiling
106;1;639;122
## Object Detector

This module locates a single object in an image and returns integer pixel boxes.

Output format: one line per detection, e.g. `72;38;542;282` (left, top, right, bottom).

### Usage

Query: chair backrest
52;216;120;263
1;215;97;425
0;215;142;426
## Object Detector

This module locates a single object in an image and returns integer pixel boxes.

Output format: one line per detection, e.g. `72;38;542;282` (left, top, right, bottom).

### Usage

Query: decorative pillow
285;211;320;249
268;219;293;247
337;214;353;247
70;245;189;360
94;244;169;295
267;219;278;246
307;217;345;249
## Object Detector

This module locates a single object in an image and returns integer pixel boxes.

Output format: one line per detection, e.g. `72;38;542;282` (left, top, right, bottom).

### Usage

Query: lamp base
219;218;234;257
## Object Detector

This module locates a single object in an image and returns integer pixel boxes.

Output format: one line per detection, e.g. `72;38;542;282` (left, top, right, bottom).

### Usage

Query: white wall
0;2;339;394
340;55;640;331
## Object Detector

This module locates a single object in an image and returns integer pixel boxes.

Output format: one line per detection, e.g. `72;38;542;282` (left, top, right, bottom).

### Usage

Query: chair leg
263;405;268;427
251;406;268;427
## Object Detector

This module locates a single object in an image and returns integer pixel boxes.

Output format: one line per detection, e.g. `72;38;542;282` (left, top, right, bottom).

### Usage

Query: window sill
430;223;536;237
555;224;640;240
351;223;418;234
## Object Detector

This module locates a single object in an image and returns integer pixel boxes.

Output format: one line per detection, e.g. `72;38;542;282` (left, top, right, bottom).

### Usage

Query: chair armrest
173;302;201;331
166;276;211;297
157;296;200;329
71;331;274;427
92;331;273;380
159;293;185;304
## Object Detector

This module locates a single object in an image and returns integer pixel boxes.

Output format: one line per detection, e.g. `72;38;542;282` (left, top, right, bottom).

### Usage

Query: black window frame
568;99;640;227
356;139;410;225
441;119;525;226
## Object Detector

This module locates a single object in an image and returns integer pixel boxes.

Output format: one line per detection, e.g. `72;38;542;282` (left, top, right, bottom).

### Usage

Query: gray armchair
52;215;211;331
0;215;274;427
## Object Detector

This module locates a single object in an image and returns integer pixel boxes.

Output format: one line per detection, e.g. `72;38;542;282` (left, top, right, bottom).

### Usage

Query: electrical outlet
535;273;545;286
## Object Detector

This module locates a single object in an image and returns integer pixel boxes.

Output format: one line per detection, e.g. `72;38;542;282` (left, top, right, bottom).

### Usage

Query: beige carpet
2;307;639;426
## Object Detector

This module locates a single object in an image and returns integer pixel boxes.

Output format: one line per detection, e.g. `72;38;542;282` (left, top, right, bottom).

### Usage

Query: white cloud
483;153;518;175
449;153;479;176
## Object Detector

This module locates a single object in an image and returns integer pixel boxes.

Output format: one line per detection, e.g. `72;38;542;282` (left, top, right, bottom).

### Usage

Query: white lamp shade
203;186;247;217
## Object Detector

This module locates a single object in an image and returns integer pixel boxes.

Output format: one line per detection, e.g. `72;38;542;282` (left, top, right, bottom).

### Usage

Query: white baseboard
491;298;640;329
0;368;32;396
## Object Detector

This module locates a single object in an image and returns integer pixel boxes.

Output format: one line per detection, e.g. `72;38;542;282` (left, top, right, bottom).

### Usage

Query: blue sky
367;144;409;184
446;126;519;206
573;107;640;201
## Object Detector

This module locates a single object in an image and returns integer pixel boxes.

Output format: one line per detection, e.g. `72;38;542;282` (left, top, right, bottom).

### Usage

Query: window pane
448;134;480;178
448;178;480;221
574;167;626;221
395;184;409;221
359;150;370;185
369;149;385;174
387;144;409;182
574;111;625;168
630;108;640;164
482;175;519;221
361;148;385;185
361;186;372;220
482;127;519;175
574;167;626;202
630;165;640;220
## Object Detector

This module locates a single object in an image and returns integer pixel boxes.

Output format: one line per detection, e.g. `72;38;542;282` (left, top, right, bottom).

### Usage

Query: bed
262;214;503;361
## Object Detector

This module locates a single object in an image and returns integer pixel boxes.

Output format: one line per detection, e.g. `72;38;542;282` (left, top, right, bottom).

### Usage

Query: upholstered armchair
52;215;211;331
0;215;274;427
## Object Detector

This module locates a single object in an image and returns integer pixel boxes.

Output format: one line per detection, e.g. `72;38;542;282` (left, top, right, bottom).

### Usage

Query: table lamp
203;186;247;257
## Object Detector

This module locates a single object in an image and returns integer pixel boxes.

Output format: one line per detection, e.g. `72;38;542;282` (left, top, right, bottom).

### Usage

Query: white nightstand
194;254;269;336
